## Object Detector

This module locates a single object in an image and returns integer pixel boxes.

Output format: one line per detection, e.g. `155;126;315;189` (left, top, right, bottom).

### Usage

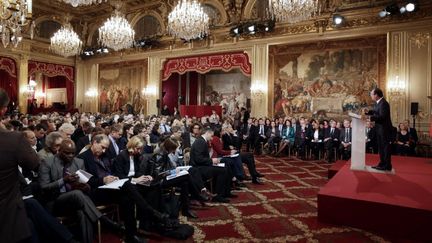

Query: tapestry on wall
269;36;386;119
99;61;147;114
203;70;251;115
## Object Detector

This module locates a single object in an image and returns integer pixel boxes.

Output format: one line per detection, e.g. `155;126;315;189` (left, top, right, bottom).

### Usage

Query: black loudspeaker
246;98;251;108
156;99;160;109
411;102;419;116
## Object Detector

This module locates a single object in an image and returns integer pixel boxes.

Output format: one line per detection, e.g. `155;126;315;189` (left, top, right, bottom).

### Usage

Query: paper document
223;153;239;158
76;170;93;184
176;166;192;171
99;178;129;190
348;112;362;119
166;170;189;180
214;163;225;167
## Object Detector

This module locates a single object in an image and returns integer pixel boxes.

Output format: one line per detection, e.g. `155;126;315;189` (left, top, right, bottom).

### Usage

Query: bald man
39;139;121;243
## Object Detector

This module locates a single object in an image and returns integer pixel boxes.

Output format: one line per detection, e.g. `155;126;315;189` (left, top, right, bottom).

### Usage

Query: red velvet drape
47;75;74;109
0;69;17;105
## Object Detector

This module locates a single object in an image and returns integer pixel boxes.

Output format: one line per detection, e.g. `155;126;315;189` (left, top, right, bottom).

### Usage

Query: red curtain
47;75;74;109
0;69;17;105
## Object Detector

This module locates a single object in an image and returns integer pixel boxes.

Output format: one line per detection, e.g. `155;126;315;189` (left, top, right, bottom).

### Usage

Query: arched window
134;15;161;39
36;20;62;39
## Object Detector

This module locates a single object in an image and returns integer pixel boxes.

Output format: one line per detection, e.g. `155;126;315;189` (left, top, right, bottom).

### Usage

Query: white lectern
348;112;366;171
348;112;395;174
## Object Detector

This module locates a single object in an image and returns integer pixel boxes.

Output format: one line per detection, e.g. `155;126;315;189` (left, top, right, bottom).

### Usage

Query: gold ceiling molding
409;32;431;49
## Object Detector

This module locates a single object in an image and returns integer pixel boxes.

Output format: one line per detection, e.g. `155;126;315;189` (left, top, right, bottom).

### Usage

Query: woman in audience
150;123;162;144
265;120;281;155
276;119;295;156
211;127;246;186
119;123;134;150
395;123;412;156
309;120;324;160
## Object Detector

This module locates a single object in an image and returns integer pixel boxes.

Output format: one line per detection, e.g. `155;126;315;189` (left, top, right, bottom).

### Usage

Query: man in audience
159;116;171;135
190;127;233;203
106;123;123;160
59;123;76;139
34;123;47;151
38;131;64;161
324;119;340;163
182;122;201;149
253;118;267;155
0;89;40;243
39;139;119;243
339;119;352;160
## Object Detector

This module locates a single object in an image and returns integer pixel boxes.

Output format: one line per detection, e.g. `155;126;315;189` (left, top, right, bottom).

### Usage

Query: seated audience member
58;123;76;139
339;119;352;160
161;105;171;116
403;119;418;155
39;139;119;243
395;123;413;156
159;116;171;135
212;127;245;184
38;132;64;161
34;123;47;151
324;119;340;163
71;121;92;145
253;119;267;155
276;119;295;156
294;119;309;160
106;124;123;160
240;118;254;152
209;109;220;126
222;123;242;151
182;123;201;149
150;123;162;144
119;123;134;151
265;120;281;155
366;121;377;153
309;120;324;160
23;129;38;151
190;127;233;203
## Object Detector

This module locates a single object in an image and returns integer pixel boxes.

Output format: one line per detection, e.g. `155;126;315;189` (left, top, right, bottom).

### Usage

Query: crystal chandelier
99;9;135;51
50;23;82;57
0;0;34;48
59;0;107;7
269;0;320;24
167;0;209;41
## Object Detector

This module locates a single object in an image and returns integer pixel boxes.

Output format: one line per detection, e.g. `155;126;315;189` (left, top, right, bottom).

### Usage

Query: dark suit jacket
339;128;352;143
112;150;144;179
265;127;281;138
367;98;393;142
0;128;39;243
77;149;112;189
190;136;212;167
105;136;120;161
324;127;340;141
181;132;194;149
309;128;325;142
408;127;418;143
76;135;91;155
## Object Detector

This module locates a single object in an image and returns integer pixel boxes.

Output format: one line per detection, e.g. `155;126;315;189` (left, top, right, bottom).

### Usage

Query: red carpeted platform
318;154;432;241
328;160;347;179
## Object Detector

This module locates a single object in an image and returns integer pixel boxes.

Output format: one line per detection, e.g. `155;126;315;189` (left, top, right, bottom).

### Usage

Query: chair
96;204;120;243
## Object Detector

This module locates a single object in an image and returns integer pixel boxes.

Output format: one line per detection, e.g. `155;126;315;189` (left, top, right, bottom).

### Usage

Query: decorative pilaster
75;61;99;112
17;54;29;114
250;44;269;118
147;56;164;115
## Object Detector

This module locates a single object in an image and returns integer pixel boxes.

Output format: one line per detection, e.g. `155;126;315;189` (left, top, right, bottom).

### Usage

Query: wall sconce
24;78;37;99
141;85;157;98
387;76;406;97
85;88;98;98
250;83;267;98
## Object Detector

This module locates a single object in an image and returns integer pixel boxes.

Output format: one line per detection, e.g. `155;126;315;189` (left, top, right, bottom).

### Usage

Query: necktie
260;126;263;135
345;128;349;142
62;167;71;192
331;128;334;135
163;125;167;133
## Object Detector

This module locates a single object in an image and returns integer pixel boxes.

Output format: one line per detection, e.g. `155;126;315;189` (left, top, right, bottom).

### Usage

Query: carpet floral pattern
100;156;396;242
146;156;391;243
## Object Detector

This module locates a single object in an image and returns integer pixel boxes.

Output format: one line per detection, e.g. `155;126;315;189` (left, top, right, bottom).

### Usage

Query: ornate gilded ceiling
29;0;432;54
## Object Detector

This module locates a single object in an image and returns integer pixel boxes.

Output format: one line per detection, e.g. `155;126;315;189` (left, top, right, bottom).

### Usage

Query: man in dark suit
0;89;40;243
403;119;418;155
190;127;233;203
324;119;340;163
39;139;117;243
106;124;123;160
366;121;377;153
366;88;393;171
240;118;254;151
339;119;352;160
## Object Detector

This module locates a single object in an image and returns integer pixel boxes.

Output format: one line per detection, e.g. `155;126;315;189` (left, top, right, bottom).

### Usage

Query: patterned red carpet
102;156;404;243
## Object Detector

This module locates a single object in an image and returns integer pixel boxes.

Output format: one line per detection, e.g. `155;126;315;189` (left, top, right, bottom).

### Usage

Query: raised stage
318;154;432;241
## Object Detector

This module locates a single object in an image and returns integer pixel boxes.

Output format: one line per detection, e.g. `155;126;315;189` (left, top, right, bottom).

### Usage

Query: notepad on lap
99;178;129;190
76;170;93;183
